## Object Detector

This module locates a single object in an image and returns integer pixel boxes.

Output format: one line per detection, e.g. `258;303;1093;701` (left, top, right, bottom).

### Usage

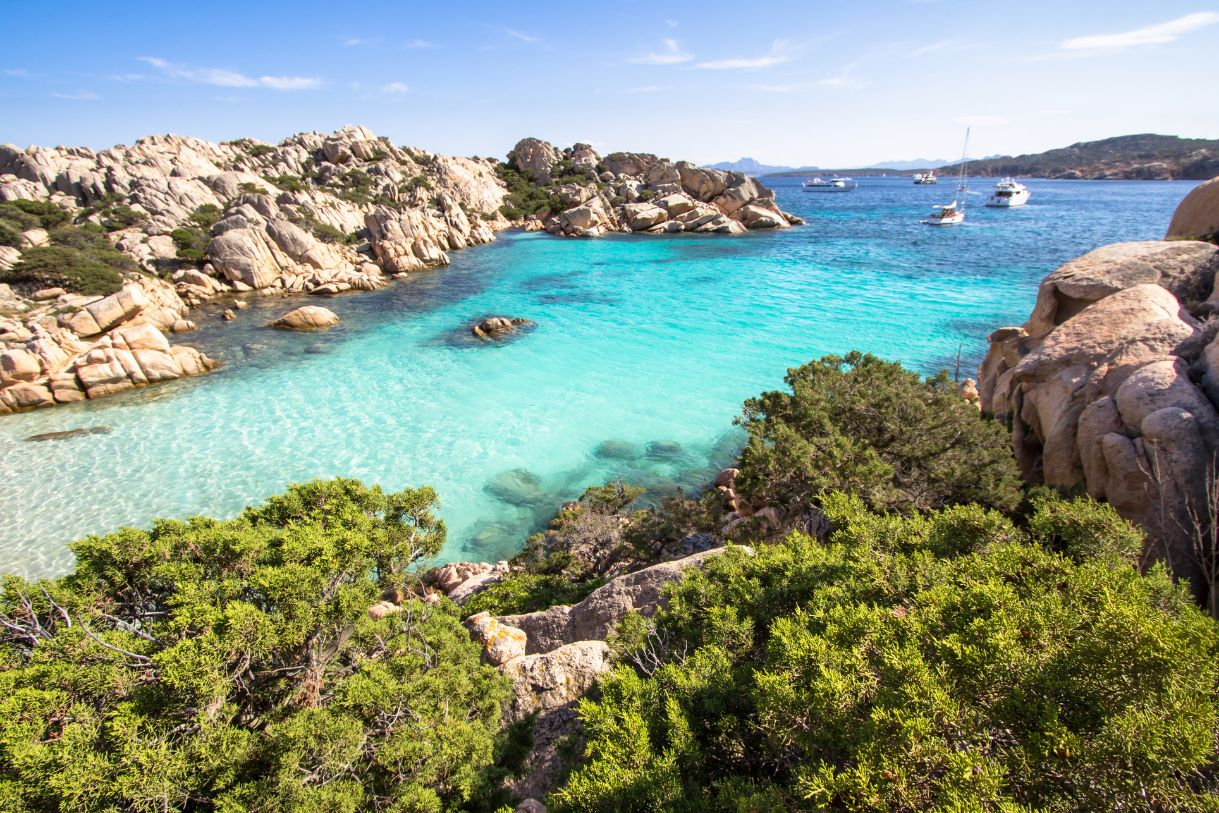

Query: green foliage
736;351;1023;515
0;223;135;295
495;164;565;221
1028;493;1144;565
238;182;263;195
463;573;603;617
171;204;223;263
265;174;308;193
0;479;511;812
553;494;1219;812
0;199;71;247
246;143;276;158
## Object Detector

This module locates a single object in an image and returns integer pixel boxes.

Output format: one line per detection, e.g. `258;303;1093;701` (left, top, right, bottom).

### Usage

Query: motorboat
985;177;1030;207
803;175;857;192
913;171;938;184
922;130;970;226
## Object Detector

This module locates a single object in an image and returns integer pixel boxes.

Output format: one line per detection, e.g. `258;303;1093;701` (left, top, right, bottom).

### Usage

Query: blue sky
2;1;1217;167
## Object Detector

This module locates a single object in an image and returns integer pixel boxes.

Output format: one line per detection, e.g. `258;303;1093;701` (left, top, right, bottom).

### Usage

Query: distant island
716;133;1219;180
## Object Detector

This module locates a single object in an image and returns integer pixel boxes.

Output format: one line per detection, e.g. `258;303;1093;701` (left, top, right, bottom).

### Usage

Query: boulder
1167;175;1219;242
19;228;48;248
0;348;42;385
622;202;668;231
472;316;534;339
509;138;560;184
465;611;528;666
270;305;340;330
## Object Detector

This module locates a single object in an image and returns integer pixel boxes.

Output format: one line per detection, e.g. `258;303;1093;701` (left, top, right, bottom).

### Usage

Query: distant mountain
937;134;1219;180
862;158;948;171
706;157;817;175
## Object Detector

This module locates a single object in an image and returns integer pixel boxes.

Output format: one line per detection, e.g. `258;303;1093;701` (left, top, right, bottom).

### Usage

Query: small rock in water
471;315;536;340
271;305;340;330
593;439;642;461
26;426;111;442
303;343;331;355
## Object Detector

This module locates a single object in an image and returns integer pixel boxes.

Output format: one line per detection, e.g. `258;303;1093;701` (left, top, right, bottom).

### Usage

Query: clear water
0;177;1197;578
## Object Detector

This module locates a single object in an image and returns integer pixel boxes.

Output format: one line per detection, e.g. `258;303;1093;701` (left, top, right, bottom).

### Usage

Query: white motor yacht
913;171;938;184
803;175;858;192
985;177;1030;207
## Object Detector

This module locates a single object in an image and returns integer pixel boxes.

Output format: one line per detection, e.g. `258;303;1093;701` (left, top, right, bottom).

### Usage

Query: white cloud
403;38;440;49
629;38;691;65
694;40;791;70
750;83;796;93
382;81;410;94
52;90;99;101
817;73;870;89
4;68;32;78
138;56;321;90
665;18;679;28
910;39;958;57
627;84;664;93
342;36;382;47
955;115;1009;127
1060;11;1219;50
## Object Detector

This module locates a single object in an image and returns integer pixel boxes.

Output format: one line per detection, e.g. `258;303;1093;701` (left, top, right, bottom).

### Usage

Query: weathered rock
622;202;668;231
509;138;561;184
270;305;340;330
471;316;534;339
1167;175;1219;242
465;611;528;665
499;547;739;655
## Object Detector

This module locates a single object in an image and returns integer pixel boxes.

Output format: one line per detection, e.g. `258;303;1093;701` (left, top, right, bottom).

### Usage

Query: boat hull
921;213;965;225
984;192;1030;207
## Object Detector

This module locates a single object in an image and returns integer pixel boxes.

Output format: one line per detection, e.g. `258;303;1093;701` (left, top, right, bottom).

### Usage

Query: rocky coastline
0;126;797;415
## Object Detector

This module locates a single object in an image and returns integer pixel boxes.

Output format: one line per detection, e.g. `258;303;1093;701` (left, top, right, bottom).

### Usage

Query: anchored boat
803;175;858;192
922;129;970;226
985;177;1031;207
913;171;938;184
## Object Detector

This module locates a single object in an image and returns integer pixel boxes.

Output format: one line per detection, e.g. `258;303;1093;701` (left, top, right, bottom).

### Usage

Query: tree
735;351;1023;515
0;478;509;812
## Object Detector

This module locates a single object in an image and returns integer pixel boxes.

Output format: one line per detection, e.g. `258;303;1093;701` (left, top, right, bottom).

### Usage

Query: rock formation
471;316;534;339
0;279;216;414
458;546;744;799
978;232;1219;605
505;138;803;237
1167;176;1219;243
270;305;340;330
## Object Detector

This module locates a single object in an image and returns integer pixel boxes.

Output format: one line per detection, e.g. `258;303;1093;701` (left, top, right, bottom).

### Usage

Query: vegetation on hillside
1;221;137;295
939;133;1219;180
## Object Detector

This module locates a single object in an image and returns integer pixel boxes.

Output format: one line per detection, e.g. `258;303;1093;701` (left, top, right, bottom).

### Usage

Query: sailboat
922;128;970;226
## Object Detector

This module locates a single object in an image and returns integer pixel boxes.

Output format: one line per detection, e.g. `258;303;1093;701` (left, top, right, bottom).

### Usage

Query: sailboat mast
958;127;970;213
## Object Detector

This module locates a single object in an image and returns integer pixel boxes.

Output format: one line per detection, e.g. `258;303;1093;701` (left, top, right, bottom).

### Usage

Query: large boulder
509;138;561;184
1167;176;1219;242
270;305;340;330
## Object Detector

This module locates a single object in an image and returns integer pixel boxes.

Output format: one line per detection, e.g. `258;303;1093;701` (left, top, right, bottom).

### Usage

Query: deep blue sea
0;176;1198;578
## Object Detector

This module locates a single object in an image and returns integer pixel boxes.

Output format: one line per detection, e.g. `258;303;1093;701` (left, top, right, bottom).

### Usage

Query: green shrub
98;204;147;231
553;495;1219;812
0;199;70;247
171;205;223;263
238;182;263;195
463;572;604;616
246;143;276;158
736;351;1023;515
0;224;135;295
265;174;308;193
0;479;510;812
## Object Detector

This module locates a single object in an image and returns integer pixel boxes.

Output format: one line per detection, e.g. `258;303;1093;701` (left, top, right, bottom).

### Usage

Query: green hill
939;133;1219;180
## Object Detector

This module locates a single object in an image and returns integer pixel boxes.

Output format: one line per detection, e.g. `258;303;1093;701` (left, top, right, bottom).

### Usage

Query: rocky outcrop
1168;176;1219;243
506;138;803;238
457;545;742;801
270;305;340;330
471;316;535;339
978;233;1219;602
0;281;216;414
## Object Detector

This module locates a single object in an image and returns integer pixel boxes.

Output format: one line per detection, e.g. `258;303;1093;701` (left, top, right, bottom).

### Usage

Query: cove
0;177;1196;578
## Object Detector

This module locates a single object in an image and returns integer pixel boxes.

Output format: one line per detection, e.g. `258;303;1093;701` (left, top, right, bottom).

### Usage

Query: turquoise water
0;177;1197;578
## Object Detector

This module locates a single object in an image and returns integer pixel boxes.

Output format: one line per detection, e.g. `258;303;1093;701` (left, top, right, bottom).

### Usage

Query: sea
0;176;1198;578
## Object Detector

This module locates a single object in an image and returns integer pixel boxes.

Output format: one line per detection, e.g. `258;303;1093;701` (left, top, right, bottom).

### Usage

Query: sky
1;1;1217;167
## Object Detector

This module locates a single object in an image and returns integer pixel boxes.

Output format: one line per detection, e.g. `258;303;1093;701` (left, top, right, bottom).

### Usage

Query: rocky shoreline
0;126;798;415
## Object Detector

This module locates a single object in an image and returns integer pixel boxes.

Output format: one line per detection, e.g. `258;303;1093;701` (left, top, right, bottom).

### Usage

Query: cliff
940;133;1219;180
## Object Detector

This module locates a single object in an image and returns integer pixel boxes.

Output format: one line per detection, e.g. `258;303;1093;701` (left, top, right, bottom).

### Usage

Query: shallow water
0;177;1197;578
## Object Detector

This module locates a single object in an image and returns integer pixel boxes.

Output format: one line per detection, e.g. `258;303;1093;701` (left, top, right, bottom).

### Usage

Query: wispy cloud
52;90;99;101
342;36;383;47
694;40;791;70
502;27;540;43
403;38;440;49
382;81;409;94
1060;11;1219;50
664;18;679;28
138;56;321;90
627;84;664;93
955;114;1009;127
749;83;797;93
629;39;691;65
4;68;34;78
817;72;870;89
910;39;958;57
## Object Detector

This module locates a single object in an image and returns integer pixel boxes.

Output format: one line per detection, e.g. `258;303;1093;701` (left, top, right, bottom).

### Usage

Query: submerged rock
485;468;548;507
26;425;111;442
645;439;686;461
592;439;642;461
